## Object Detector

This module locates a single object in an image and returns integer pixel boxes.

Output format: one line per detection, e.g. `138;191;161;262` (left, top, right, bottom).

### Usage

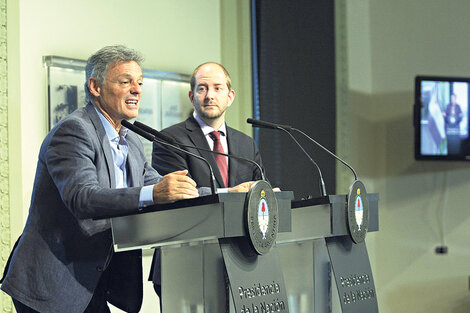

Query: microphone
246;118;293;132
121;120;218;195
133;120;266;181
142;124;178;145
247;118;327;196
247;118;358;180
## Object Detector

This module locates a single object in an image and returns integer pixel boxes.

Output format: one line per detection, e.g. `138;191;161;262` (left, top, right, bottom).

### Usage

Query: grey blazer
1;103;162;313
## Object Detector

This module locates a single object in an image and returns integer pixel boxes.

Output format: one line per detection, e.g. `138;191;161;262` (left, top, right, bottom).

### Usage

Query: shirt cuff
139;185;155;207
216;188;229;193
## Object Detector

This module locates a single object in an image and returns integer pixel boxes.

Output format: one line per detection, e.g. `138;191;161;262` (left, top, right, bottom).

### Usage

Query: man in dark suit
150;62;265;299
0;45;203;313
152;62;264;188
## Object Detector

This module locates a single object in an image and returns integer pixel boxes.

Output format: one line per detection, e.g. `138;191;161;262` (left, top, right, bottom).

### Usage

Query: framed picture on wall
44;55;193;161
44;57;87;130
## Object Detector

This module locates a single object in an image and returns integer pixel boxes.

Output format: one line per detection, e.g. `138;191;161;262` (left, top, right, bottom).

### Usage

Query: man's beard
198;108;223;120
195;101;226;120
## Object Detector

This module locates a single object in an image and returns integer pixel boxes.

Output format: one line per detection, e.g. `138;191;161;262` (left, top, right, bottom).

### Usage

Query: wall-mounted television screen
415;75;470;160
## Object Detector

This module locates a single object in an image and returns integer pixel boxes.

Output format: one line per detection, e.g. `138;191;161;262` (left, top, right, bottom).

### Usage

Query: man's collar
193;111;227;136
93;105;128;140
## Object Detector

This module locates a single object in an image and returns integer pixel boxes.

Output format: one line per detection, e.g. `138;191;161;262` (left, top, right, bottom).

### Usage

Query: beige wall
5;0;251;312
345;1;470;312
10;0;251;226
10;1;470;312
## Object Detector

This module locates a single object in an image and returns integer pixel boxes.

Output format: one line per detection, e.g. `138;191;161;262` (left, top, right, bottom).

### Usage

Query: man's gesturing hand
153;170;199;204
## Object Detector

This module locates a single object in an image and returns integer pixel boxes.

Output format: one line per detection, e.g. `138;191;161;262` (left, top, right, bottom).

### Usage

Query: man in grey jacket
0;45;202;313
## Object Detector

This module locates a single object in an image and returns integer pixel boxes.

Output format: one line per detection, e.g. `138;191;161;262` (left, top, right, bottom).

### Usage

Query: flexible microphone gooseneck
247;118;328;197
247;118;358;181
292;127;357;180
133;120;266;182
279;126;327;197
121;120;217;195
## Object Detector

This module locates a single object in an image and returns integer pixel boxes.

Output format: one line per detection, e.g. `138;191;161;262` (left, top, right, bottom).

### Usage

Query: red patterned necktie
209;131;228;187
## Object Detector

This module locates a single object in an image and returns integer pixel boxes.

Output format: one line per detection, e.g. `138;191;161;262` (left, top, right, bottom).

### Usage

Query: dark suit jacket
1;103;161;313
149;116;265;285
152;116;265;189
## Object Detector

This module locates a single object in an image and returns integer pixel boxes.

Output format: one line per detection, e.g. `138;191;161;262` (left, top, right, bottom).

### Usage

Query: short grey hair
84;45;144;102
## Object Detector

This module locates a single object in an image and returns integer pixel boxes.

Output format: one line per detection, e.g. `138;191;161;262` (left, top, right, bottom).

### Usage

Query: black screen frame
415;75;470;161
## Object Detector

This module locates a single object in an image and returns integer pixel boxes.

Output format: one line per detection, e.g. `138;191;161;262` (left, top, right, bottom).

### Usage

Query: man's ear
88;78;101;97
227;89;235;107
189;90;194;103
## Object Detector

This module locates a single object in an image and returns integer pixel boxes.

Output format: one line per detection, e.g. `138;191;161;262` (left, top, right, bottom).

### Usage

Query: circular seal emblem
347;180;369;244
245;180;278;255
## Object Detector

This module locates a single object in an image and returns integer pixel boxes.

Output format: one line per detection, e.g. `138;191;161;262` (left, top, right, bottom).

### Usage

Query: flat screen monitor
415;75;470;160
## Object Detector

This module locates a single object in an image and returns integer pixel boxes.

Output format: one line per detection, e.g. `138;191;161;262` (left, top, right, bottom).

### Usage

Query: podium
276;193;379;312
110;191;379;312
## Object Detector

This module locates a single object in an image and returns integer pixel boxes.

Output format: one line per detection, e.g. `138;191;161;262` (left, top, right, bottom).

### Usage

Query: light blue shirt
95;106;154;207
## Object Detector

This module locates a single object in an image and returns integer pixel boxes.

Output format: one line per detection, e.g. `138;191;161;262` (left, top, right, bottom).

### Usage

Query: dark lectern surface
110;191;294;252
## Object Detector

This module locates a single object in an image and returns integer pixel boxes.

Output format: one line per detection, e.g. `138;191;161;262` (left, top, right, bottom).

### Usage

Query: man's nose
205;88;215;99
130;81;142;95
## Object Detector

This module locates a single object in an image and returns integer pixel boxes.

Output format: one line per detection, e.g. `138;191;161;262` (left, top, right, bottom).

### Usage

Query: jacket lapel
226;126;239;187
85;102;116;188
125;134;142;187
185;116;226;188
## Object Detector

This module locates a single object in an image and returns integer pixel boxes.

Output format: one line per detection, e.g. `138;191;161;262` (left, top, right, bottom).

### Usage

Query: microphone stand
291;127;357;180
277;126;327;197
122;120;218;195
133;120;266;182
247;119;327;197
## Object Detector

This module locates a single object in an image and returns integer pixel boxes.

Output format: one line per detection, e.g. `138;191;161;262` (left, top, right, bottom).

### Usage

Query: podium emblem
258;190;269;239
245;180;278;255
347;180;369;243
355;189;364;231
